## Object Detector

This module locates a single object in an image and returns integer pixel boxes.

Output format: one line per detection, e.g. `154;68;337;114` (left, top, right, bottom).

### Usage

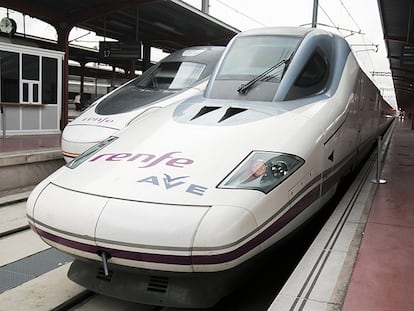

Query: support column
79;61;85;106
312;0;318;28
129;59;136;79
143;42;151;71
56;23;73;130
111;66;116;90
202;0;209;13
412;109;414;130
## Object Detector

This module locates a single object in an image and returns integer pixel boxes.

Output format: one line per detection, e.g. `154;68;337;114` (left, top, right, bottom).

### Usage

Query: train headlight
219;151;304;193
66;136;118;169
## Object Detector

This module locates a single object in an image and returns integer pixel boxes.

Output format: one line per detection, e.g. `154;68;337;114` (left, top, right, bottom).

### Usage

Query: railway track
0;198;209;310
0;198;167;311
0;200;30;238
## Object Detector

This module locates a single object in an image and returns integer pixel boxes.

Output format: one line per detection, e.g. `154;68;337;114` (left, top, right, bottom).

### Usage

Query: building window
42;57;57;104
22;54;39;80
0;50;19;103
23;82;29;101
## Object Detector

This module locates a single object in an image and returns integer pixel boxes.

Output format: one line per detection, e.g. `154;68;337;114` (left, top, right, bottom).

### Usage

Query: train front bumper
27;183;258;273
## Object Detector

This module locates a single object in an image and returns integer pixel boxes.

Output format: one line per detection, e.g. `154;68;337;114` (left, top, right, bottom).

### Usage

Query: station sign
99;41;141;60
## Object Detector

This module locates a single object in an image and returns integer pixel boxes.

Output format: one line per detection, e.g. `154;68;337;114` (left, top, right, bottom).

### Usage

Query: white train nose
28;183;214;272
28;183;109;261
61;124;119;162
28;180;260;273
94;199;210;272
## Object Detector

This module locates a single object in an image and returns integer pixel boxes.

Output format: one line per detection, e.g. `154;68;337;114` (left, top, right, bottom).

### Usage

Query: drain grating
0;248;72;293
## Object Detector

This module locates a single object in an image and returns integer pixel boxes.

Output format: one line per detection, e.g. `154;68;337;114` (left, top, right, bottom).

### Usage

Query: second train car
61;45;225;162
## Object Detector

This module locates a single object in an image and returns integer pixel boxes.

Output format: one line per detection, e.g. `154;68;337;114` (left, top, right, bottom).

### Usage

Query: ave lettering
137;174;207;196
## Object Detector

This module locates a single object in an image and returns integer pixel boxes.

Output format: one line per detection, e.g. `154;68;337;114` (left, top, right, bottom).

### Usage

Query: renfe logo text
89;151;194;168
81;116;114;124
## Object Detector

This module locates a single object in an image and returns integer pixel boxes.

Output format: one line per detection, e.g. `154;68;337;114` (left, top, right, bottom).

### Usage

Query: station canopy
1;0;240;128
378;0;414;112
1;0;239;71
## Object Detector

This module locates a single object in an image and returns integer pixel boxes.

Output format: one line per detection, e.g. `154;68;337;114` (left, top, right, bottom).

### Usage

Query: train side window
285;51;329;100
295;51;328;88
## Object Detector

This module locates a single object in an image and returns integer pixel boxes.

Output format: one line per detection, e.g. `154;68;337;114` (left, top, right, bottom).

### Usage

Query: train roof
236;26;315;38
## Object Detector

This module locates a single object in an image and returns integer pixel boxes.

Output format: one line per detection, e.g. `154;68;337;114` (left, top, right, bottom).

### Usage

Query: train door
373;92;380;133
320;71;363;203
353;73;366;168
356;74;365;148
320;130;339;205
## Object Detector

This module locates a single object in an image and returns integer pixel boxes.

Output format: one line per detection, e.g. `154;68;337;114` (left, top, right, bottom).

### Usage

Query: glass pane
42;57;57;104
294;52;328;87
0;50;19;102
33;84;39;102
22;54;39;80
217;36;300;81
95;61;206;115
138;62;205;90
167;62;205;89
23;83;29;102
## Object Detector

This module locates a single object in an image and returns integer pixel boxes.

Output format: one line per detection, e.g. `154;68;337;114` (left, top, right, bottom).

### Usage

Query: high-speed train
61;46;225;162
27;27;394;308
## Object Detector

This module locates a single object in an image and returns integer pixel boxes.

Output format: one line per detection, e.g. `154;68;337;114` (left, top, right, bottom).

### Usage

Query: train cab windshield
207;32;332;103
138;62;206;90
218;36;299;81
208;35;301;101
95;61;206;115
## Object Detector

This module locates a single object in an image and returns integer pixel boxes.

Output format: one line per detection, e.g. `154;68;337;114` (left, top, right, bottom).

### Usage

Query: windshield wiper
237;57;291;95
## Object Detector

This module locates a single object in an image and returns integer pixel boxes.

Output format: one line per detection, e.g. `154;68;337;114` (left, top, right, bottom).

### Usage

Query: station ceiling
378;0;414;111
4;0;409;112
1;0;239;69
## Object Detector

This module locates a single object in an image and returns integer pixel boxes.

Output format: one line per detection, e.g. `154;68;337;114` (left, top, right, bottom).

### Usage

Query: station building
0;0;238;136
0;41;63;135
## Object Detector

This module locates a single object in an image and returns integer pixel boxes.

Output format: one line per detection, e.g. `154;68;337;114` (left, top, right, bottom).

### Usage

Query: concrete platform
342;119;414;311
0;134;64;196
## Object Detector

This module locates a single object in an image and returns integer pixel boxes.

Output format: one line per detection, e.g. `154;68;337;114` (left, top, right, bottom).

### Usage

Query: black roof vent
190;106;221;120
218;107;247;122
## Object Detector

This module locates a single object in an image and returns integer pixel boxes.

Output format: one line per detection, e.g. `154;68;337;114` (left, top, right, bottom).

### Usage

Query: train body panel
27;26;395;308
